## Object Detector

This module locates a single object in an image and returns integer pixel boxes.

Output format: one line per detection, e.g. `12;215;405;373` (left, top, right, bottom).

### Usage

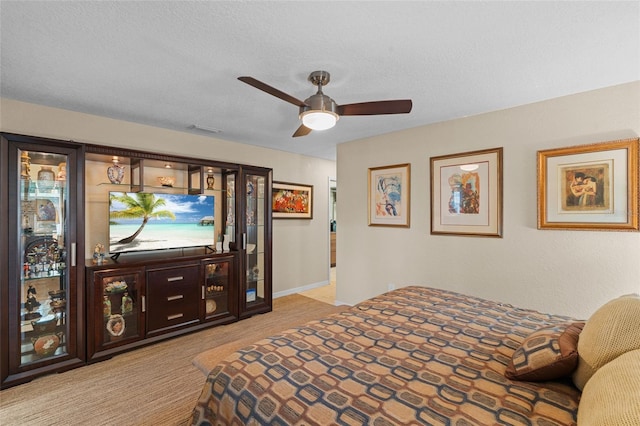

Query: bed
189;286;640;425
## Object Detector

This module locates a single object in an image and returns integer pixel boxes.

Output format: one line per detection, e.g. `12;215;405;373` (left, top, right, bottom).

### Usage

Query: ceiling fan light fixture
300;110;339;131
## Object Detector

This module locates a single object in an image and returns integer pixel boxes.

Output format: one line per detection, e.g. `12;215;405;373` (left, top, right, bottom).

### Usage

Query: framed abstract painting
272;181;313;219
368;163;410;227
430;147;503;237
537;138;639;231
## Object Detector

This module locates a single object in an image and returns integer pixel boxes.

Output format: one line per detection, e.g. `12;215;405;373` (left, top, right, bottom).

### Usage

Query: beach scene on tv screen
109;192;215;254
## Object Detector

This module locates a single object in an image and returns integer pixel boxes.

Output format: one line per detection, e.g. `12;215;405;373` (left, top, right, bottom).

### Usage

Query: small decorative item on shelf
223;234;230;252
20;151;31;179
37;166;56;192
48;288;66;315
106;314;125;338
121;292;133;314
32;333;61;357
92;243;106;264
105;280;128;293
23;284;41;320
226;207;234;225
205;299;217;314
107;156;125;184
31;314;58;333
103;295;111;318
246;289;256;302
57;162;67;181
22;214;32;233
206;168;215;190
157;176;175;187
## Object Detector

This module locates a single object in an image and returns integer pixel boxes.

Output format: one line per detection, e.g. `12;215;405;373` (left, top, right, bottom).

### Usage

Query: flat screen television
109;192;215;256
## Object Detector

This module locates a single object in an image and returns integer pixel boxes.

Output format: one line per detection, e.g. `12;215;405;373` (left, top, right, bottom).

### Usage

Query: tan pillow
577;349;640;425
505;322;584;381
573;293;640;390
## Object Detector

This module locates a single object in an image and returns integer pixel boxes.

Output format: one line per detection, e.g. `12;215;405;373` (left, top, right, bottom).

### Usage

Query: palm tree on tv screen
110;193;176;244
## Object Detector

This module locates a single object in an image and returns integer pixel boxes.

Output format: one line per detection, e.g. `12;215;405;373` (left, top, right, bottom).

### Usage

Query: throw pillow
505;322;584;382
577;349;640;425
572;293;640;390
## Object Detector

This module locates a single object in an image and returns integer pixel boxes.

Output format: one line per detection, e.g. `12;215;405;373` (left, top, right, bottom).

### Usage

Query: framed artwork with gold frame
537;138;639;231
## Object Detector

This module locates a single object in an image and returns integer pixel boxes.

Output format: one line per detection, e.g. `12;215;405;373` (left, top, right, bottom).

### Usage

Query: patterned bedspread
190;286;581;425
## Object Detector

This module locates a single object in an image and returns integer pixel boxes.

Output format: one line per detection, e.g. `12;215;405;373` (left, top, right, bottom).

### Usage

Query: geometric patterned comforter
190;286;581;425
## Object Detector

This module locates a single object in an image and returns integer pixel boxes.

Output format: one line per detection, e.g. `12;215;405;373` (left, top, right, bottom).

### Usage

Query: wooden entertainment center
0;132;272;388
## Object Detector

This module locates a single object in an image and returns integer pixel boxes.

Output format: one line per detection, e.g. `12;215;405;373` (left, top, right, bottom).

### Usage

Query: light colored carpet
0;294;349;426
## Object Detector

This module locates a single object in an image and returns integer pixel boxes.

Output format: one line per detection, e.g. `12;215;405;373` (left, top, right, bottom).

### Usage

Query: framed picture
537;138;639;231
35;198;58;234
430;147;503;237
368;163;410;227
272;181;313;219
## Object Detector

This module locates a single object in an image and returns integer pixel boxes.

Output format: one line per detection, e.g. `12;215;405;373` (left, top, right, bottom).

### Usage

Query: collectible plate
206;299;217;314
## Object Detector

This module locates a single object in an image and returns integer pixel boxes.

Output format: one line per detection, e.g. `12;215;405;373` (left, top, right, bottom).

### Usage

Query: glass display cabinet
1;133;85;389
240;168;272;318
223;167;271;318
87;266;145;361
203;255;236;321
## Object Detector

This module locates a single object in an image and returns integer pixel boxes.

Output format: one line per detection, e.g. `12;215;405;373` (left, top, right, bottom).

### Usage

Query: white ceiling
1;1;638;161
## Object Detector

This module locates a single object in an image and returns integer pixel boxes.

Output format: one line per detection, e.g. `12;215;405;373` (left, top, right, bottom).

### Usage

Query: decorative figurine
57;162;67;181
20;151;31;179
93;243;106;264
121;292;133;314
24;284;42;320
103;295;111;318
206;168;215;190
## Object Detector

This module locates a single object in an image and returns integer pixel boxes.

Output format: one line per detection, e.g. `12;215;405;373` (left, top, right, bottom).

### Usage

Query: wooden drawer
146;265;200;333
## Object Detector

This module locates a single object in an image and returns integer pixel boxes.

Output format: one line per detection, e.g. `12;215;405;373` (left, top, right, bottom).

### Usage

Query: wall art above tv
109;192;215;256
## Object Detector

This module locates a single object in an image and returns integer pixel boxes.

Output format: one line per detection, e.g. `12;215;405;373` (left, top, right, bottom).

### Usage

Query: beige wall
1;98;336;296
336;81;640;319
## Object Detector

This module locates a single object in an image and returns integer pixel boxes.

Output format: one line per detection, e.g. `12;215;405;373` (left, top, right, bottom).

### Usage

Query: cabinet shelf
97;182;223;194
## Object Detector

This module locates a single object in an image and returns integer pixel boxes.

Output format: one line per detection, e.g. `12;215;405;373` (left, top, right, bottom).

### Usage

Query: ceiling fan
238;71;413;137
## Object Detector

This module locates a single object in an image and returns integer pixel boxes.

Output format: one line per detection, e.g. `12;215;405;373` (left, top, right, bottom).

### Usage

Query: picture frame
272;181;313;219
430;147;503;237
34;198;58;234
537;138;639;231
368;163;410;227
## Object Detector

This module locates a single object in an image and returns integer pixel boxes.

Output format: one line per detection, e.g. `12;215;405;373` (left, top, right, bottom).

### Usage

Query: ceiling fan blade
292;124;312;138
238;76;307;108
337;100;413;116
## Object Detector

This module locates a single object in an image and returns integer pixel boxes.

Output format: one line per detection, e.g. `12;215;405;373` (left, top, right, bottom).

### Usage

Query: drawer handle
167;313;184;321
167;295;184;301
167;276;184;282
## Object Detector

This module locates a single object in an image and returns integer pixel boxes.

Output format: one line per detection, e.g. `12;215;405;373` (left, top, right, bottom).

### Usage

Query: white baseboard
273;280;329;299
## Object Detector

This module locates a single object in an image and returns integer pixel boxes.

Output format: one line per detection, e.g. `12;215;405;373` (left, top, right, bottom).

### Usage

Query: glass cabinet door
18;150;70;365
91;267;144;357
242;171;271;316
203;256;235;320
3;135;84;388
224;172;236;251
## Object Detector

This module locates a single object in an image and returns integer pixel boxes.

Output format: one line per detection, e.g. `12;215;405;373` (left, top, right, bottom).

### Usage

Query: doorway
330;179;337;267
299;178;337;305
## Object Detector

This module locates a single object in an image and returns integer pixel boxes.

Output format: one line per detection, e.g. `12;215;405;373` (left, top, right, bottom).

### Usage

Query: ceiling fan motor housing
300;93;338;116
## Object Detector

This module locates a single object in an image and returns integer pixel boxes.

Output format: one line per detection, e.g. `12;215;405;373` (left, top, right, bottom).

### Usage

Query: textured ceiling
1;1;638;161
